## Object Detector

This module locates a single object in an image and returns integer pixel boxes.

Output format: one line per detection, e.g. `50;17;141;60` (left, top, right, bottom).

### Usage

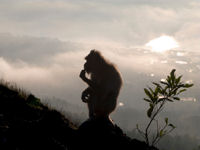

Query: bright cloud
145;35;179;52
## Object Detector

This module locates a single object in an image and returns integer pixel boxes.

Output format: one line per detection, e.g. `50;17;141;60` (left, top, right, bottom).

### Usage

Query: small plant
136;69;193;146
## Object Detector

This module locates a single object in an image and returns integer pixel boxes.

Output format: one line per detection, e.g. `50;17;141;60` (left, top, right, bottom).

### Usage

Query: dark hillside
0;81;158;150
0;82;77;150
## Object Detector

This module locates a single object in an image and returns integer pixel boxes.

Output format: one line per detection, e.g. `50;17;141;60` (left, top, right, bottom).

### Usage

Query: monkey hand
81;92;90;103
79;69;87;81
81;87;92;103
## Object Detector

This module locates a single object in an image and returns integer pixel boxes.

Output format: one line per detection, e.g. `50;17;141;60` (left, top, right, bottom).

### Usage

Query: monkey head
84;50;101;74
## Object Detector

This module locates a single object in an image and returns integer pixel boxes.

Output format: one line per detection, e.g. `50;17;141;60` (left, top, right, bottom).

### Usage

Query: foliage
136;69;194;146
26;94;44;109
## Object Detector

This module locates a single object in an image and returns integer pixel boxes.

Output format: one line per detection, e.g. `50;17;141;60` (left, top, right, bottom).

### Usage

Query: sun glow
146;35;179;53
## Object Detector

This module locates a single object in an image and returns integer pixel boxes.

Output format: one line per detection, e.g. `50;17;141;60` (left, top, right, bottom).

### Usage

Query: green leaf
178;83;185;88
167;76;172;87
159;86;167;95
157;98;164;103
165;117;168;124
149;103;154;107
177;89;187;94
170;69;176;77
166;98;173;102
153;82;161;87
148;87;154;95
173;97;180;100
159;129;164;137
170;69;176;85
157;86;162;93
171;87;179;95
147;106;154;118
169;124;176;128
154;87;159;96
144;98;151;102
175;75;182;84
144;88;153;100
183;84;194;88
160;81;169;86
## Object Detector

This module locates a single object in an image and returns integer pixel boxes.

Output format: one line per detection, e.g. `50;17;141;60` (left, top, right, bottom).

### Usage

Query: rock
77;117;158;150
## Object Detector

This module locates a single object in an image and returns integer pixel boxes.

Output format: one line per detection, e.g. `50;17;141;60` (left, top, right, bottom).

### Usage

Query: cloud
0;33;84;64
175;23;200;50
0;33;199;105
0;33;86;103
0;0;199;50
0;51;85;105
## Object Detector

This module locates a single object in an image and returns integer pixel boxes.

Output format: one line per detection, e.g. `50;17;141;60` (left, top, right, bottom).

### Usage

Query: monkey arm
84;78;98;90
80;70;98;90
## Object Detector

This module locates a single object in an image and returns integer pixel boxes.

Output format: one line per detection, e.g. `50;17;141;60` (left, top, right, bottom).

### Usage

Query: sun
145;35;179;53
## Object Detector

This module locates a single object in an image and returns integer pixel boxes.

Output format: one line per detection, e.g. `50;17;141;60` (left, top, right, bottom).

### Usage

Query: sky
1;1;200;144
0;0;200;49
0;0;200;112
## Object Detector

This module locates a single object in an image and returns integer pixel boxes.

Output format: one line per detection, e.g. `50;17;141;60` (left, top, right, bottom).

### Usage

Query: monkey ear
90;49;96;54
88;49;98;59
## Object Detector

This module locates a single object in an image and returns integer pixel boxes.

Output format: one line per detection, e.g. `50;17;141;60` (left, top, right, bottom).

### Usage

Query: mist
1;0;200;149
0;34;200;142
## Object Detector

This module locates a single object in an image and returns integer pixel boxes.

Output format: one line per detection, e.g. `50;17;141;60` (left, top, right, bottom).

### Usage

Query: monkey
79;50;123;119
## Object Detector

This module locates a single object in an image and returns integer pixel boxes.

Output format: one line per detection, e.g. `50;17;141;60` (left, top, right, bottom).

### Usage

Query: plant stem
145;100;166;146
